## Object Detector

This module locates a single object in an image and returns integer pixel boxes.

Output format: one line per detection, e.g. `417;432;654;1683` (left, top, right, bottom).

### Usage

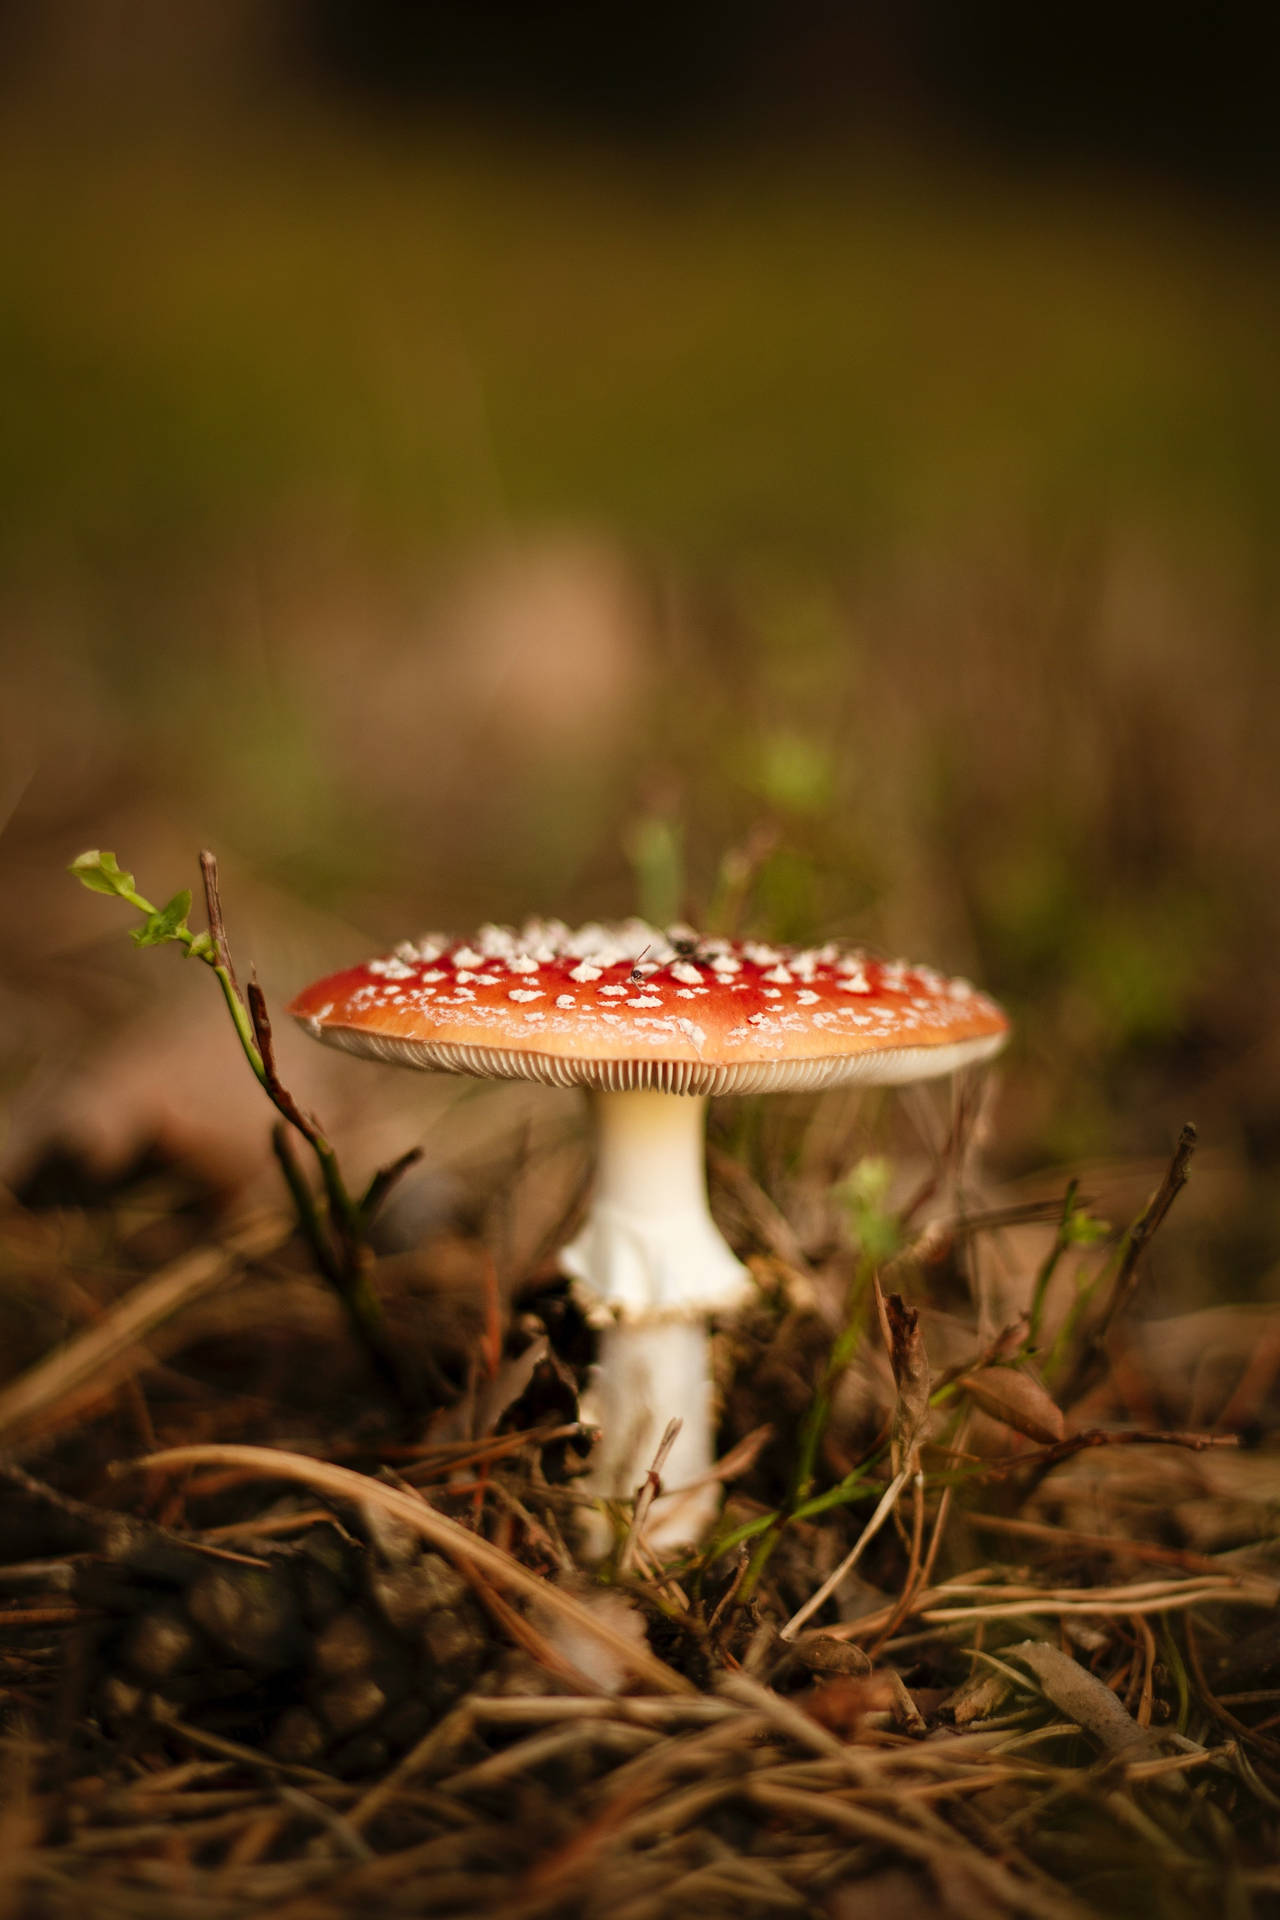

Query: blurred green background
2;4;1277;1297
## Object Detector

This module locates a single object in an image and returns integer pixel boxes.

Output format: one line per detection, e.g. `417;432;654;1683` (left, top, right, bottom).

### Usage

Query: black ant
672;933;714;969
631;934;711;982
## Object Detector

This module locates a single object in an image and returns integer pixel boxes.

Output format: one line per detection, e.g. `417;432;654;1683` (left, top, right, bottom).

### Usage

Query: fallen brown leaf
958;1366;1066;1445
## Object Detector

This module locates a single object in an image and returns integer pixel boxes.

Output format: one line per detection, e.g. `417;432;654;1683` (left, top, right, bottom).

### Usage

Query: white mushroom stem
559;1089;753;1550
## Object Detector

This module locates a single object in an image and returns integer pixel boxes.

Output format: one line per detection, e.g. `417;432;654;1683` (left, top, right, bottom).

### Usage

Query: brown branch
962;1423;1239;1484
1057;1123;1197;1410
270;1124;342;1287
247;978;324;1148
359;1146;426;1230
198;848;238;992
1094;1123;1198;1342
245;958;419;1407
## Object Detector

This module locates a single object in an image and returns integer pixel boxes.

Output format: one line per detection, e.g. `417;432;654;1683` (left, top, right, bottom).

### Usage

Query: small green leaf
1065;1205;1110;1246
69;849;136;899
837;1156;902;1264
844;1156;893;1210
185;931;216;962
131;889;192;948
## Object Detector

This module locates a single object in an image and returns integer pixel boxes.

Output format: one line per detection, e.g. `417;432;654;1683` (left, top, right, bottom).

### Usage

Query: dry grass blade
0;1213;290;1446
780;1465;913;1641
717;1670;848;1759
916;1579;1276;1624
749;1783;1091;1920
134;1443;692;1694
618;1418;681;1574
821;1567;1279;1648
468;1695;736;1728
778;1279;934;1640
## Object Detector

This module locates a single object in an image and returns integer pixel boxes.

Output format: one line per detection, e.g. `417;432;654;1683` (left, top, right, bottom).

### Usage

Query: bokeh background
2;2;1278;1307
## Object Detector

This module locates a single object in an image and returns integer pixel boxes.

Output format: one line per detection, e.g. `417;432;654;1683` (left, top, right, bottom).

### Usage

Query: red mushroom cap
288;921;1008;1095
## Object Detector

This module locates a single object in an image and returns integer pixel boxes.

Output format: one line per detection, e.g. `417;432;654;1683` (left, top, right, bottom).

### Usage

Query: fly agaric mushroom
289;922;1008;1548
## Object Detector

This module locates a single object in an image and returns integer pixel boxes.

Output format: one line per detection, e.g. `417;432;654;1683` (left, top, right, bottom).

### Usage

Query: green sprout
69;848;430;1411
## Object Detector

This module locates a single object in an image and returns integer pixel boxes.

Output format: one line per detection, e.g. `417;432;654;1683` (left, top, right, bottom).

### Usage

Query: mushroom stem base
560;1089;752;1551
580;1320;721;1549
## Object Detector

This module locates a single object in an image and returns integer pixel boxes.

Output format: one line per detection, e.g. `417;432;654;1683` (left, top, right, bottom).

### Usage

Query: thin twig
198;849;237;992
780;1465;913;1640
1027;1178;1079;1348
619;1420;682;1575
358;1146;425;1230
868;1409;969;1661
749;1782;1090;1920
970;1424;1240;1481
270;1125;341;1288
1056;1124;1197;1408
248;980;328;1157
